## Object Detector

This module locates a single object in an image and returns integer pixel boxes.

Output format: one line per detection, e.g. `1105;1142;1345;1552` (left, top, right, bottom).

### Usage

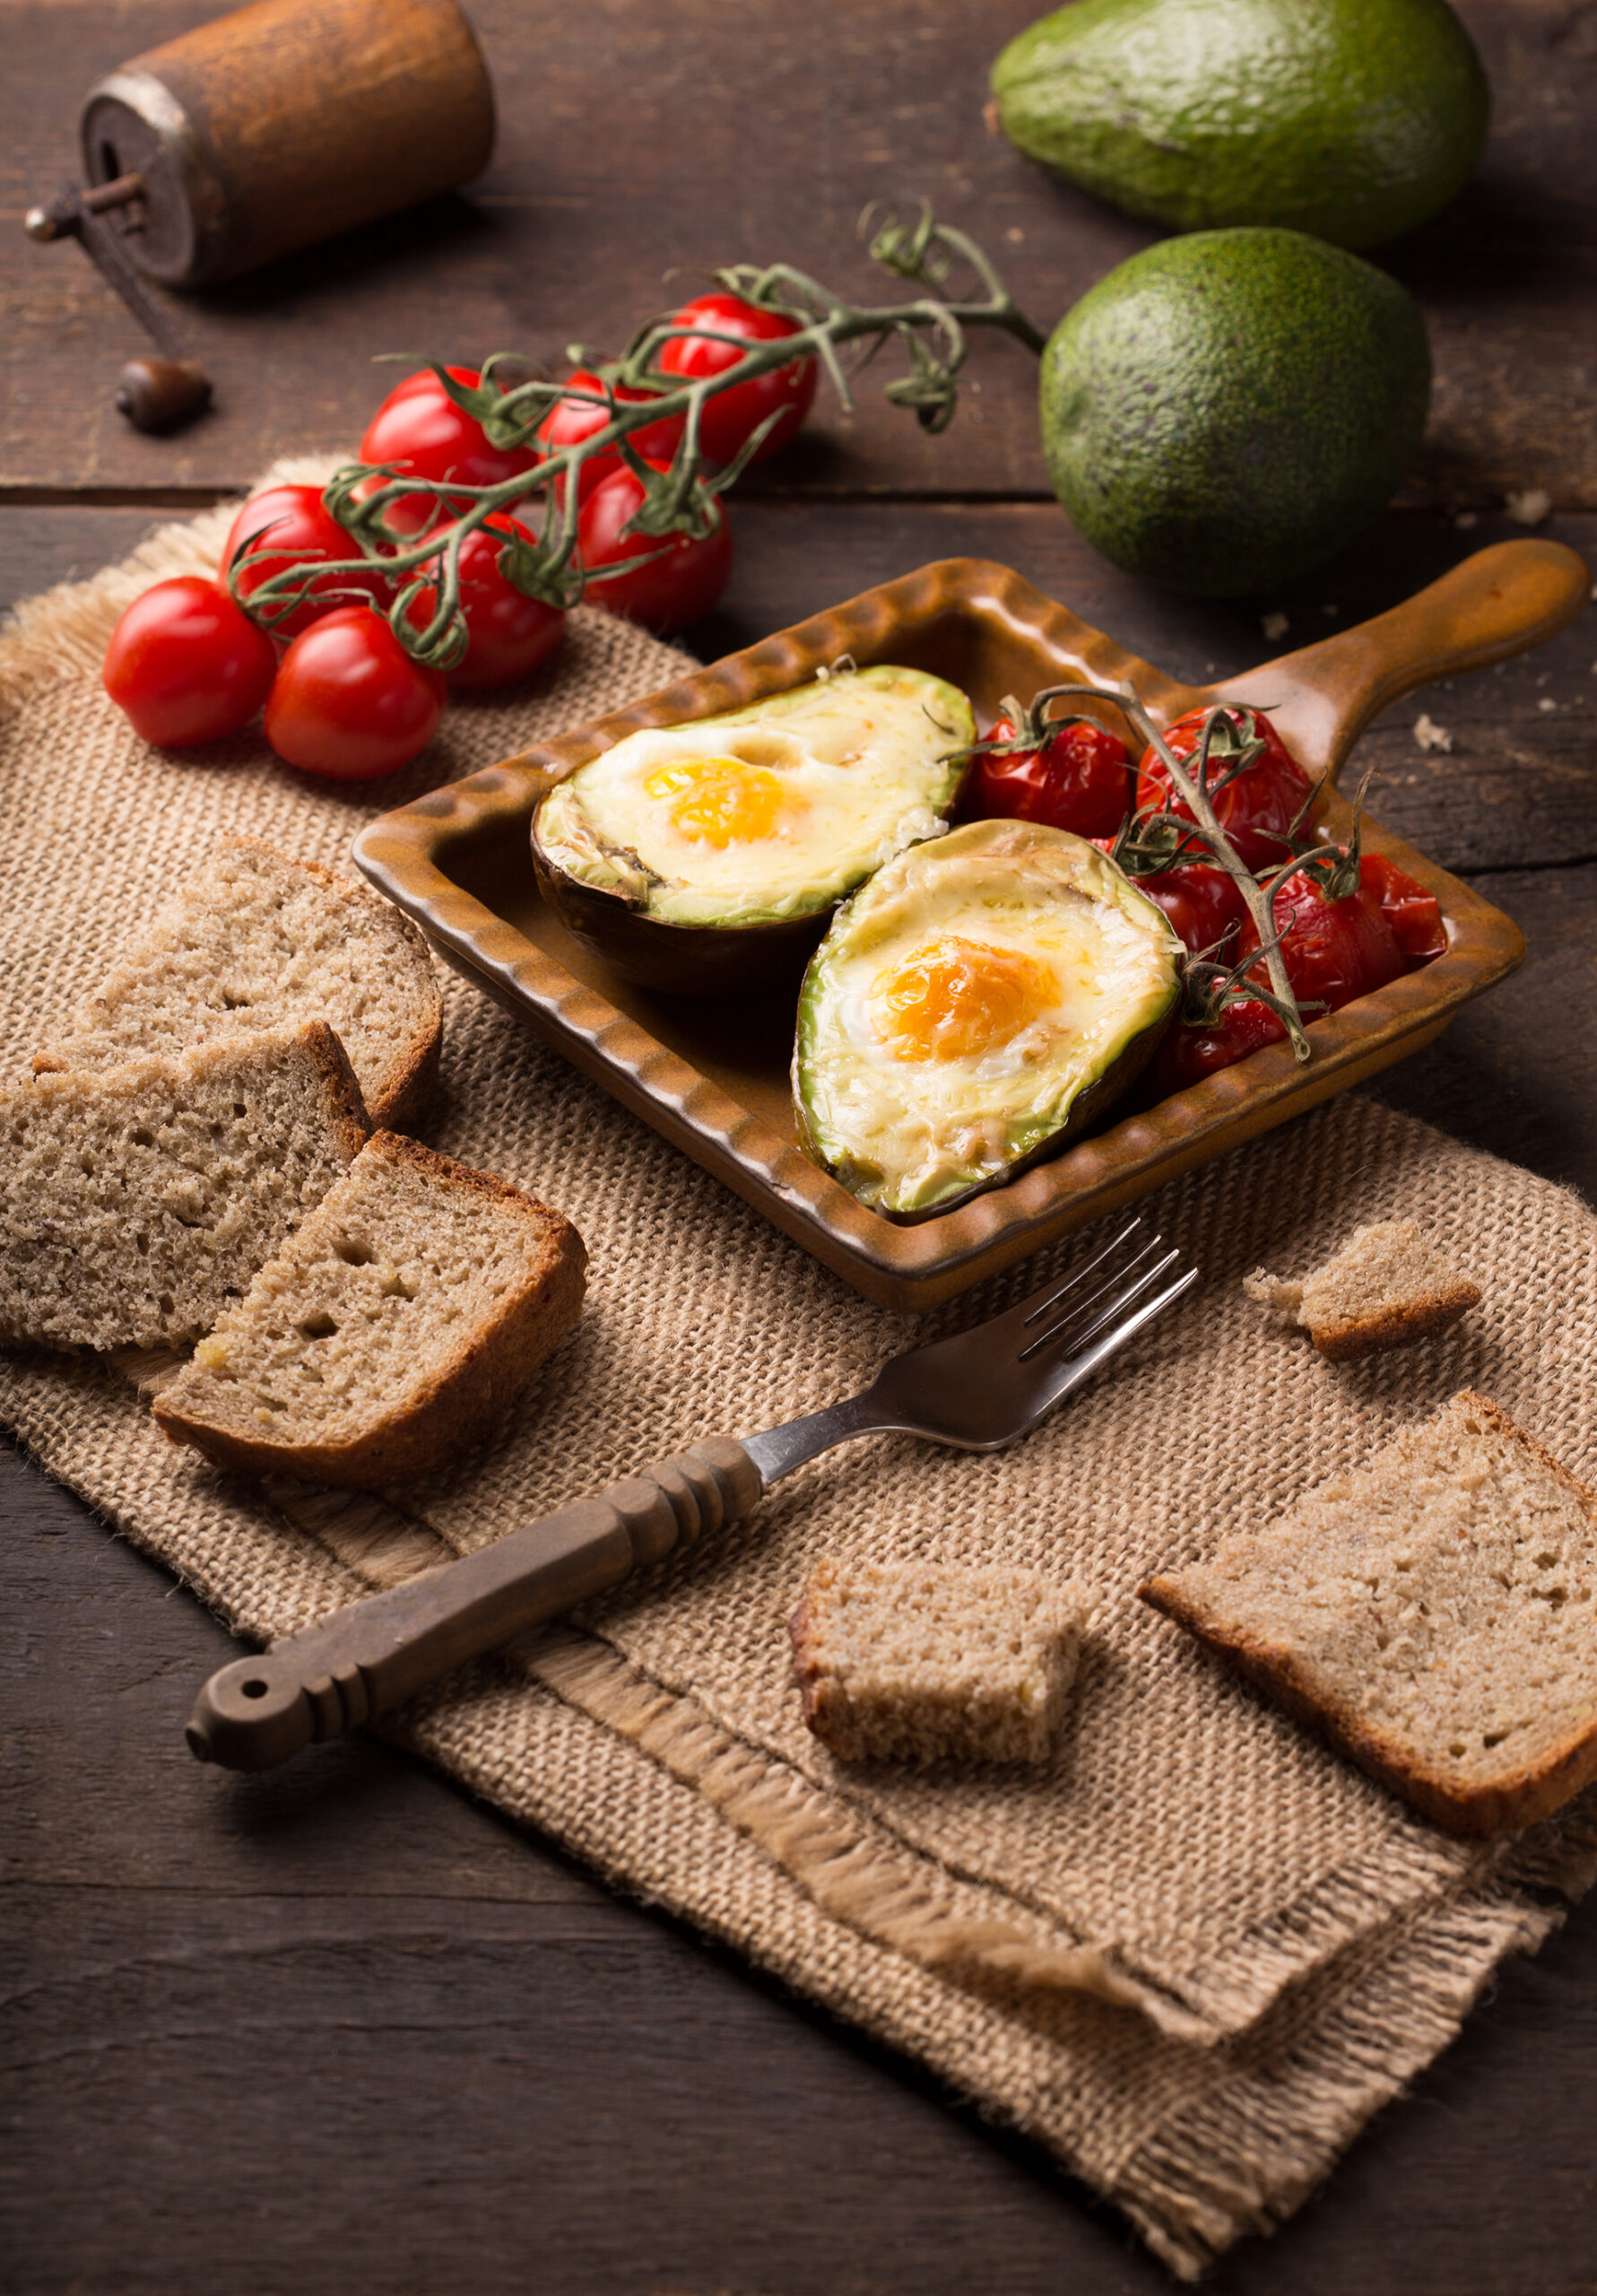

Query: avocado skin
1038;228;1431;597
992;0;1489;253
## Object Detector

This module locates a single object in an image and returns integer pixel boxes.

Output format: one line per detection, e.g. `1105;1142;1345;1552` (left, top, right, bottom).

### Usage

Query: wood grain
4;1;1595;507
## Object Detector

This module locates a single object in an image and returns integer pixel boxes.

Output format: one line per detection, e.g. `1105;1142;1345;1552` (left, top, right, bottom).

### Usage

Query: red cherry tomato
358;365;539;537
1359;851;1446;960
224;484;391;641
1140;862;1251;956
962;714;1130;839
409;514;565;691
1149;996;1288;1096
655;291;818;468
102;577;278;748
578;460;733;636
1240;858;1409;1013
1136;706;1315;874
264;607;446;780
534;370;684;502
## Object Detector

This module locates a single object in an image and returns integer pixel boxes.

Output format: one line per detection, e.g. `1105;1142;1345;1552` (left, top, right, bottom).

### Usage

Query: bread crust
152;1133;586;1489
211;837;444;1134
1141;1394;1597;1838
32;834;442;1135
1308;1277;1482;1361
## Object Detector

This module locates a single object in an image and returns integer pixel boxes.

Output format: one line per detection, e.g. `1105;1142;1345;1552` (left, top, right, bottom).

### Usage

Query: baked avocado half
531;665;974;996
794;819;1183;1220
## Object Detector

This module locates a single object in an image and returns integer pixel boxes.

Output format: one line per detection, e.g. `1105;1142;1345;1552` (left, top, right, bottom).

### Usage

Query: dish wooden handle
1221;538;1589;782
185;1438;764;1771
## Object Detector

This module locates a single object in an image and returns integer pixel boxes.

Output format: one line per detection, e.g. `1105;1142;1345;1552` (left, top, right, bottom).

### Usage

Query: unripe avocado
993;0;1489;252
1038;229;1431;597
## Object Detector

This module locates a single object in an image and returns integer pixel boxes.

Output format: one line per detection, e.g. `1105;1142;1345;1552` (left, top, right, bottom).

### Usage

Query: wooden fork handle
1219;538;1590;782
185;1438;763;1772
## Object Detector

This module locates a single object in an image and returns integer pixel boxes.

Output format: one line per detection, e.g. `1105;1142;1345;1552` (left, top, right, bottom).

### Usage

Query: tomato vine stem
230;207;1046;668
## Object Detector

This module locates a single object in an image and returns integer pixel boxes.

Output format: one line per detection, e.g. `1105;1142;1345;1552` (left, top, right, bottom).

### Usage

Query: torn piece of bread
1245;1218;1480;1361
789;1557;1086;1766
152;1132;587;1489
1141;1392;1597;1837
31;835;441;1132
0;1024;368;1352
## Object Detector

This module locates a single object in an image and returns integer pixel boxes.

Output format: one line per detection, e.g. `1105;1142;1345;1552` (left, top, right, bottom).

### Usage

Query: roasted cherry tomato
1149;846;1433;1097
655;291;817;468
962;713;1130;839
265;606;446;780
409;514;565;691
1241;858;1409;1013
1139;862;1251;957
534;370;684;501
358;365;539;537
1359;851;1446;960
578;460;733;636
1148;996;1289;1096
1136;705;1315;874
102;577;278;748
224;484;391;641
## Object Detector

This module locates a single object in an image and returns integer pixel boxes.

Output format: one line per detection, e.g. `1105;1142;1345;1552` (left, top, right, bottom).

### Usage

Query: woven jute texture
4;484;1594;2278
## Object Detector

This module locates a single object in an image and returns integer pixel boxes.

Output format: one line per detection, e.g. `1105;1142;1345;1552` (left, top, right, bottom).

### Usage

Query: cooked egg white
532;665;974;929
796;821;1183;1217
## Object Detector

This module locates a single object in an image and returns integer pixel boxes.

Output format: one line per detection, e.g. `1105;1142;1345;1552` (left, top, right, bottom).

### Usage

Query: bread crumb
1538;697;1558;713
1506;488;1551;526
1454;509;1479;529
1413;713;1453;753
1245;1218;1479;1361
1261;611;1289;642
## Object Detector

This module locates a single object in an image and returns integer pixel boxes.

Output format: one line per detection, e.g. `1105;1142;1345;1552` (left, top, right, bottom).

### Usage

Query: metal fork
187;1220;1197;1771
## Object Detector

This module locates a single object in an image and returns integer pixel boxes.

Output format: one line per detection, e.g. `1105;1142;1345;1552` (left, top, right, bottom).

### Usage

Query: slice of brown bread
1141;1392;1597;1836
789;1556;1087;1765
1244;1218;1480;1361
31;834;441;1131
0;1023;368;1352
152;1132;587;1490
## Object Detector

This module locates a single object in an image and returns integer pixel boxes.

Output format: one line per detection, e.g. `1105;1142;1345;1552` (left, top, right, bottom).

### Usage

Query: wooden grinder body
80;0;495;287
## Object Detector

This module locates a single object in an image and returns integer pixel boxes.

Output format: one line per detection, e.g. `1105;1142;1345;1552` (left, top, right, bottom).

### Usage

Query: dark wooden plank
6;498;1594;878
4;1439;1596;2296
4;1;1596;509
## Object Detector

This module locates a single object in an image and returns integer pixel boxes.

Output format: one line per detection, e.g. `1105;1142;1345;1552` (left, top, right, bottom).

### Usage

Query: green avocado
1037;228;1431;596
530;665;974;996
794;819;1182;1220
991;0;1489;252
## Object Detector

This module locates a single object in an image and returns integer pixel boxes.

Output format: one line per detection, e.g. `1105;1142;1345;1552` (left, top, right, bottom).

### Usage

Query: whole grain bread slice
1244;1218;1480;1361
152;1131;587;1489
1141;1391;1597;1836
790;1556;1087;1765
31;834;441;1131
0;1023;369;1352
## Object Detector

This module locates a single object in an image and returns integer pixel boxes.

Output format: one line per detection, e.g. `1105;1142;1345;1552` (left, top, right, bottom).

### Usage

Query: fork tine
1023;1233;1167;1345
1018;1246;1183;1362
1011;1216;1145;1333
1055;1265;1200;1388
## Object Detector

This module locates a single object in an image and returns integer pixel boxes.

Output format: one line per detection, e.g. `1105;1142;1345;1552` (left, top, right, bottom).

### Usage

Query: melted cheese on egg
531;666;974;930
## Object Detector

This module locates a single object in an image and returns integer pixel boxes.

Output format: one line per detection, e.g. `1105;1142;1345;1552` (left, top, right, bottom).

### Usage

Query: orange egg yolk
644;755;787;848
872;935;1059;1063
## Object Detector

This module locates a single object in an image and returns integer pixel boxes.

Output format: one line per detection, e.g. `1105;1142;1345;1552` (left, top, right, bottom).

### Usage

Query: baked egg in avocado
794;819;1183;1219
531;665;974;996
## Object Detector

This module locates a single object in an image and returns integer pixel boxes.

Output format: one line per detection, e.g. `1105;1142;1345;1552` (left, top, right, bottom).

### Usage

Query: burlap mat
4;483;1594;2277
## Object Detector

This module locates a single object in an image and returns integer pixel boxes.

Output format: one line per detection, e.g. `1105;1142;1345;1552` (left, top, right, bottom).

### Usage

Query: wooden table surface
4;4;1596;2290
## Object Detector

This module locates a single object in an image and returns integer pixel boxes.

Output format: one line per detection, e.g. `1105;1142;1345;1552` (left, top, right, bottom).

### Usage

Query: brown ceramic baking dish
353;543;1585;1309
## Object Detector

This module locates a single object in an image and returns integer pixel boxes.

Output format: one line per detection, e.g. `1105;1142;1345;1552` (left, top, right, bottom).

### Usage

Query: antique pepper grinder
24;0;496;433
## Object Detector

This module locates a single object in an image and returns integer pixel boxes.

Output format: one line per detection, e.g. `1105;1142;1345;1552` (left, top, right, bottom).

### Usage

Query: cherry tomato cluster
959;699;1445;1090
101;291;818;778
